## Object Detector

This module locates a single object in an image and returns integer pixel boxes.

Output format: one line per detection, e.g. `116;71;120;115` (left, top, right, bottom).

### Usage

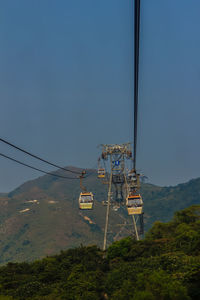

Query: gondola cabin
126;194;143;215
79;192;94;210
98;168;105;178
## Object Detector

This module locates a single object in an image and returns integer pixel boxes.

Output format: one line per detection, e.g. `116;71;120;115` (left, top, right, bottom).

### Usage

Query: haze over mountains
0;166;200;264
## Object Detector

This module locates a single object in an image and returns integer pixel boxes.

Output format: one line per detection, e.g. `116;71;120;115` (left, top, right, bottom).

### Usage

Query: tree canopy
0;205;200;299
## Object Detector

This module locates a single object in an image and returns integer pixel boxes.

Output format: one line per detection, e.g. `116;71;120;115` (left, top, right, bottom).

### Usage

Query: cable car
126;194;143;215
98;168;105;178
79;192;94;210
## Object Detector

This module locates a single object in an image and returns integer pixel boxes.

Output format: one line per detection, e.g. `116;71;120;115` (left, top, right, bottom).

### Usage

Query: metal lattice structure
98;143;144;250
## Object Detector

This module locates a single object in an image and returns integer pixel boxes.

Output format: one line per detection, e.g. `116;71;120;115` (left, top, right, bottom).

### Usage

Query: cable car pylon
103;163;113;251
99;144;143;250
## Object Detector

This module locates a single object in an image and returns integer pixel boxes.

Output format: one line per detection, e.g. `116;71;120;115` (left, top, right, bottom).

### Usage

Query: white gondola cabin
98;168;105;178
79;192;94;210
126;194;143;215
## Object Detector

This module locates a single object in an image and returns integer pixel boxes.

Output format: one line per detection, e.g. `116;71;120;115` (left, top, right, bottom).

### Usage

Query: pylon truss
98;143;144;250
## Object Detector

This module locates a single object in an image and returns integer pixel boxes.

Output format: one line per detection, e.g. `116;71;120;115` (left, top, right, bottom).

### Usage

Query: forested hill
0;205;200;299
142;177;200;225
0;167;200;264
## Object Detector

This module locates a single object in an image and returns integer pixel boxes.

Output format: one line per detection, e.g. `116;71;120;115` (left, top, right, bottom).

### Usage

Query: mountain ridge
0;166;200;264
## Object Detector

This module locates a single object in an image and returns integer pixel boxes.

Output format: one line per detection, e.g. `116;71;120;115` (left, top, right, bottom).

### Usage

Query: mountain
0;167;200;264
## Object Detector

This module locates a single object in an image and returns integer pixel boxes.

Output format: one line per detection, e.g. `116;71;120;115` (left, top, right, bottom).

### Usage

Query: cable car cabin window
80;195;93;203
127;199;142;207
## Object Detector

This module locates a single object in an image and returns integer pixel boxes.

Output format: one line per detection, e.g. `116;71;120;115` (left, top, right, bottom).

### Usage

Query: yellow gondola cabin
79;192;94;210
126;194;143;215
98;168;105;178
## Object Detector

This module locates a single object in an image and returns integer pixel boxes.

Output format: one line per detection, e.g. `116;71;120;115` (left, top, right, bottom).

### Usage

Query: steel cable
133;0;141;170
0;137;82;175
0;152;80;180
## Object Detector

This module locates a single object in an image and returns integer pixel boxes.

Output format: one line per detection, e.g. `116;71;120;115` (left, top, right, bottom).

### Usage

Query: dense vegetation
0;205;200;299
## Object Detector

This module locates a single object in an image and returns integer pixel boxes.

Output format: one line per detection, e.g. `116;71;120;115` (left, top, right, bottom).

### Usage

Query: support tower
99;143;144;250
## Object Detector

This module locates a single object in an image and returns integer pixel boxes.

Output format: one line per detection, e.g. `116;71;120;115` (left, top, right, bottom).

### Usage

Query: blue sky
0;0;200;192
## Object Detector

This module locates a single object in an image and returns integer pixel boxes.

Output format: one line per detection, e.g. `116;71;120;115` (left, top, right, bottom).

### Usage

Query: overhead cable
133;0;141;170
0;152;79;180
0;137;81;175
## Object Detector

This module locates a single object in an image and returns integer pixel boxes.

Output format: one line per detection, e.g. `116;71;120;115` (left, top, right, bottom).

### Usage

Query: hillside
0;205;200;299
0;167;200;264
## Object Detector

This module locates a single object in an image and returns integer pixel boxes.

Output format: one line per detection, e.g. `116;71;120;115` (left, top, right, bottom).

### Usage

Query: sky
0;0;200;192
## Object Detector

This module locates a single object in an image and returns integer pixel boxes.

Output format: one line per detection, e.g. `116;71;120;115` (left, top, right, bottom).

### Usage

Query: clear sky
0;0;200;192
